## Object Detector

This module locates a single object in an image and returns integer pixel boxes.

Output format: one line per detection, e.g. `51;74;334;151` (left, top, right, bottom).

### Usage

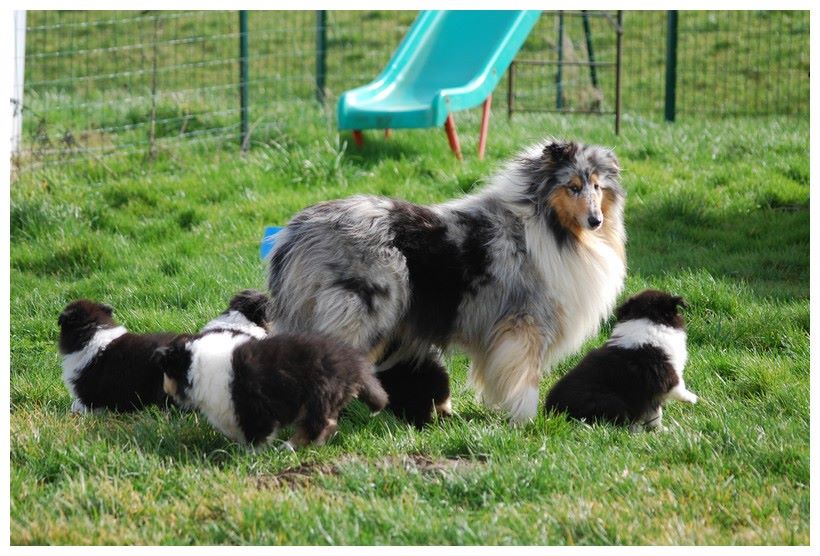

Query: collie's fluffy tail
357;368;389;413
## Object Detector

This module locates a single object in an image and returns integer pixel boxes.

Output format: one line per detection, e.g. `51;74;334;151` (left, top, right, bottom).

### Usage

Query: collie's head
57;299;118;354
500;139;625;246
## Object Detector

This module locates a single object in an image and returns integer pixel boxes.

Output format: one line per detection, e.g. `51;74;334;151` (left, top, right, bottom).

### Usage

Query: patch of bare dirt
250;454;487;489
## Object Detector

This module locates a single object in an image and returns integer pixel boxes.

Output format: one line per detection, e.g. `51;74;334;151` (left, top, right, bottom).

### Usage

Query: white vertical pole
12;10;26;154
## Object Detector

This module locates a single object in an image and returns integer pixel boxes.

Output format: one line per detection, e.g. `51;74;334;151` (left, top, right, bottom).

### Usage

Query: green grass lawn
10;108;809;544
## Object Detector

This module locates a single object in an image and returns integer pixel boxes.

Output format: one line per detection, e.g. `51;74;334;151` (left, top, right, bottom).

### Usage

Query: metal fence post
615;11;623;135
582;10;598;89
12;11;26;156
507;62;515;119
239;10;249;150
316;10;327;105
556;11;564;110
664;10;678;122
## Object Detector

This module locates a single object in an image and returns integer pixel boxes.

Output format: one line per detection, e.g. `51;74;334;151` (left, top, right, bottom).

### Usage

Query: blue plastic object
259;226;282;261
337;10;540;131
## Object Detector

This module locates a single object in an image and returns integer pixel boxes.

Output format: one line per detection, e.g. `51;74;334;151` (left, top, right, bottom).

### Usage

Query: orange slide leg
352;130;364;148
478;94;492;160
444;114;463;161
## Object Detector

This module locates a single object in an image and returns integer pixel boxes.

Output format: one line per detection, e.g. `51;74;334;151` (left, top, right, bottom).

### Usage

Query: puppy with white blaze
544;290;697;430
155;332;388;449
267;139;626;424
58;290;270;414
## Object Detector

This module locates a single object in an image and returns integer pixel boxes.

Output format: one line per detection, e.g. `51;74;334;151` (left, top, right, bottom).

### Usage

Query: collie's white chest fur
62;326;128;401
528;221;626;367
187;331;253;443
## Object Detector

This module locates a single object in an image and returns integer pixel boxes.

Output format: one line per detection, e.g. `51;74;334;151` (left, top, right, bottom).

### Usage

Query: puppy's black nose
588;215;602;228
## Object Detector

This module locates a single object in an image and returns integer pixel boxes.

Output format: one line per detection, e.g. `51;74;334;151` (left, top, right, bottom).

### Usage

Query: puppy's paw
277;441;296;453
681;390;698;404
70;398;90;414
435;397;453;418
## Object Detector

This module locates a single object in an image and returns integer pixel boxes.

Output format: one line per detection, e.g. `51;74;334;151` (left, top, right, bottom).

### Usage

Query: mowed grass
10;109;809;544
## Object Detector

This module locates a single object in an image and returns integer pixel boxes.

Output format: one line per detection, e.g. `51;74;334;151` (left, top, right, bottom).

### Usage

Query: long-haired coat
267;139;626;424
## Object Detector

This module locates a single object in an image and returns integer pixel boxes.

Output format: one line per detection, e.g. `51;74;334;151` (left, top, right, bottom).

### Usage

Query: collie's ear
542;140;577;164
100;303;114;316
604;149;620;174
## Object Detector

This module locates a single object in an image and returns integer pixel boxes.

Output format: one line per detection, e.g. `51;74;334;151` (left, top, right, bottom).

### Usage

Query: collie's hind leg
470;315;545;424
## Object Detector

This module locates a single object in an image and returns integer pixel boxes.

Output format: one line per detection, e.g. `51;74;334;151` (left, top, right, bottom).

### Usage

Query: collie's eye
593;182;600;190
569;185;581;194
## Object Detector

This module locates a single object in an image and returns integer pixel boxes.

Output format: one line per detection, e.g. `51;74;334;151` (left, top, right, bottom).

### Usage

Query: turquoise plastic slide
337;10;541;131
262;11;541;260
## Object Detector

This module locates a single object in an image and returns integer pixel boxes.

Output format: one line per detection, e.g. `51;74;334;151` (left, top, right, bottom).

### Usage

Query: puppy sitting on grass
155;332;389;450
544;290;697;431
58;290;270;414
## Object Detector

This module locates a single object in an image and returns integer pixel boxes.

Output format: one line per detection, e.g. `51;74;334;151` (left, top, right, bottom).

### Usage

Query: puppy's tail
357;366;389;413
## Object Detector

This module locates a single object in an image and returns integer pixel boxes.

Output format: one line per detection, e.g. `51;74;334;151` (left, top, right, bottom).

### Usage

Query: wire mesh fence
12;10;809;174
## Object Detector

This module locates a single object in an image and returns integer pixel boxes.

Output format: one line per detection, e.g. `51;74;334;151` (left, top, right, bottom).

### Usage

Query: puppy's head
226;289;271;331
152;334;194;407
615;290;687;329
57;300;118;354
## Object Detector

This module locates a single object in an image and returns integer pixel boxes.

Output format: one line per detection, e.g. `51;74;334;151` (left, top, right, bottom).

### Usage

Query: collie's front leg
469;315;546;424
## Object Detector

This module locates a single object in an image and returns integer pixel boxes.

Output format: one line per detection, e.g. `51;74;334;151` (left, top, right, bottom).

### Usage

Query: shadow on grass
342;138;423;168
58;402;410;464
626;197;809;301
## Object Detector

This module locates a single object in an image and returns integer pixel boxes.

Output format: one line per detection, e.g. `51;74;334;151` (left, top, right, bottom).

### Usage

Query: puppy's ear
151;345;171;367
672;296;688;310
614;298;633;321
153;334;191;378
100;303;114;316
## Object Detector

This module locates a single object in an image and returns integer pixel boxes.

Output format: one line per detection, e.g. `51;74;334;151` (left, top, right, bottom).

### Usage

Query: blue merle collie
58;290;270;413
267;139;626;424
544;290;697;430
155;331;388;450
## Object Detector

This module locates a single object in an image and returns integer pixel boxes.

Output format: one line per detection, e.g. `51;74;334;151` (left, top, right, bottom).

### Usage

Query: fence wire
12;10;809;173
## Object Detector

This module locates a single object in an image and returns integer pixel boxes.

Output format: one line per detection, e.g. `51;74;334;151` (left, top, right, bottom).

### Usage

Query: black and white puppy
544;290;697;430
58;290;271;414
58;300;177;413
156;332;389;450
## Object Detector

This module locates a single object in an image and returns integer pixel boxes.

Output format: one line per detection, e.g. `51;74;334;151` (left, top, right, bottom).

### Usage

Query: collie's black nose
588;215;602;228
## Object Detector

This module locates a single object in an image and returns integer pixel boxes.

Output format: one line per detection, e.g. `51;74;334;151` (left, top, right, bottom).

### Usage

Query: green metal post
664;10;678;122
582;11;599;89
556;11;564;110
615;11;623;135
239;10;249;150
316;10;327;105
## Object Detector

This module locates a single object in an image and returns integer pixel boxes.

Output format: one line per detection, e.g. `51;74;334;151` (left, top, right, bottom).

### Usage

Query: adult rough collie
267;139;626;424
